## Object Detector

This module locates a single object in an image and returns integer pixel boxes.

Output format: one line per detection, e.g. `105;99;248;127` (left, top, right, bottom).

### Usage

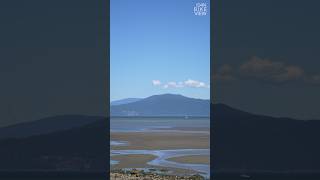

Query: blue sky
111;0;210;101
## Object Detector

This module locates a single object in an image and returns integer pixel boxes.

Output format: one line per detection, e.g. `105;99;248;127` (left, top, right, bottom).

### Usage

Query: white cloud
184;79;209;88
152;80;162;86
166;81;184;88
154;79;209;89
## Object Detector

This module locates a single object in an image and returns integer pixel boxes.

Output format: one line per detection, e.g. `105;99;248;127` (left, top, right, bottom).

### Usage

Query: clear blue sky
111;0;210;101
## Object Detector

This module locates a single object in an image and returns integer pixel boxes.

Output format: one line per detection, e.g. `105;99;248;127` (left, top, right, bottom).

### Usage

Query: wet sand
110;128;210;177
111;154;157;169
110;154;200;175
167;155;210;165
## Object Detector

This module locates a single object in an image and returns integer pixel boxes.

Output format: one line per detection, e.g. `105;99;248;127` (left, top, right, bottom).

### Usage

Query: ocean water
110;117;210;132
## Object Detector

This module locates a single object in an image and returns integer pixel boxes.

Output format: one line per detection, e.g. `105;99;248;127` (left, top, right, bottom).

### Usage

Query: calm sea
110;117;210;132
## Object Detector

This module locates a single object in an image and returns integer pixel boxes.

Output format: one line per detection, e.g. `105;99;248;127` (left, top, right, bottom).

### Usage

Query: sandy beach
111;154;157;169
111;129;210;177
167;155;210;165
110;117;210;178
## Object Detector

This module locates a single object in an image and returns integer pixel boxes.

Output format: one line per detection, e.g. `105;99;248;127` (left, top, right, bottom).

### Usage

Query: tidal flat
110;117;210;178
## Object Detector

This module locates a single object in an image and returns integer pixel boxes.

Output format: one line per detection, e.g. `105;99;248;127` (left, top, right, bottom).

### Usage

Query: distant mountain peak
111;98;142;106
145;94;209;101
151;93;184;97
111;94;210;117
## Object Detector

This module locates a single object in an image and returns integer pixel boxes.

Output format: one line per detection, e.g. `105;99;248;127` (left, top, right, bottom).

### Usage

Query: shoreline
110;117;210;178
111;149;210;175
111;130;210;177
110;169;206;180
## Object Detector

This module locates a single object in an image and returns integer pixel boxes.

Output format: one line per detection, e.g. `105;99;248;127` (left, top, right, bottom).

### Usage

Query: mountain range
110;98;142;106
110;94;210;117
0;97;320;173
